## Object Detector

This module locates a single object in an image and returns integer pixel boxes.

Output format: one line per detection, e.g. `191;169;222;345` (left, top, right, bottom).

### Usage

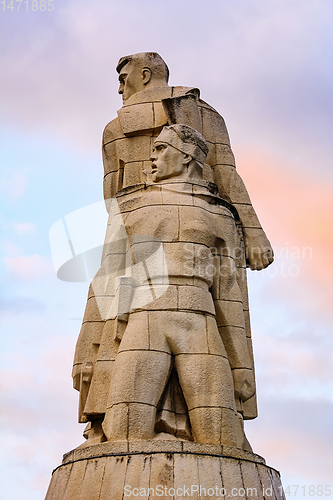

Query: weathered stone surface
45;52;282;499
46;442;285;500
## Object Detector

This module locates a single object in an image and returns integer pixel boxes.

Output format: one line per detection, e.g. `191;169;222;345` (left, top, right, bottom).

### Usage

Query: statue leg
170;312;239;447
102;311;172;441
176;354;238;446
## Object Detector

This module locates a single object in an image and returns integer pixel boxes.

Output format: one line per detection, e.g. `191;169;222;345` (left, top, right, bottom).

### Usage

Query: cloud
13;222;36;235
1;0;333;170
0;170;28;201
251;327;333;402
0;335;83;497
246;398;333;485
0;296;45;316
3;254;53;281
236;150;333;303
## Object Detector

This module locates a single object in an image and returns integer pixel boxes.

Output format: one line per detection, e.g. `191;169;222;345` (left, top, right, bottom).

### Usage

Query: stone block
156;310;208;355
258;464;277;500
123;454;151;499
62;460;87;500
174;453;200;499
206;315;228;357
270;469;286;500
117;311;150;352
127;403;158;440
46;447;284;500
116;135;153;165
123;161;144;187
77;457;106;499
240;460;263;499
215;299;245;328
82;297;104;323
178;358;234;410
197;454;224;499
109;349;170;407
103;117;124;145
99;455;129;500
202;162;214;183
139;284;177;310
161;188;194;206
73;440;129;459
201;106;231;145
129;439;182;453
125;86;172;105
178;285;215;314
45;463;72;500
233;203;263;229
153;101;168;130
149;452;174;491
220;458;244;497
215;142;236;167
182;441;223;455
118;102;154;135
219;325;252;369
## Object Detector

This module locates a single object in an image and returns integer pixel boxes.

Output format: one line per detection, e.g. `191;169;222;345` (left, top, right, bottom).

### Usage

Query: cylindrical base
45;440;285;500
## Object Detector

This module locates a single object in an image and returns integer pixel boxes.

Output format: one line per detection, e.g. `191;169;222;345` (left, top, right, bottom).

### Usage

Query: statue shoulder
103;116;124;145
172;86;200;98
197;99;230;144
198;98;226;122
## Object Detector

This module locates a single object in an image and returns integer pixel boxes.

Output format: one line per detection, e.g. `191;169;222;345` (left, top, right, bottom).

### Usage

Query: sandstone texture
44;52;281;499
46;441;285;500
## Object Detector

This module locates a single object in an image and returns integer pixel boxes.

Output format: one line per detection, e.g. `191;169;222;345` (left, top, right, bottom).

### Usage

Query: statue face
118;62;145;103
150;139;187;182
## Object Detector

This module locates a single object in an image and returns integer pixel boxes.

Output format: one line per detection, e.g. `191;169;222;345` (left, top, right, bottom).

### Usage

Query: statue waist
131;282;215;315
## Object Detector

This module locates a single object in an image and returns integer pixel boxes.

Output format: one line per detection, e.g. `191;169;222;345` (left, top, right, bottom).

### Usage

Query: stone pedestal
45;440;285;500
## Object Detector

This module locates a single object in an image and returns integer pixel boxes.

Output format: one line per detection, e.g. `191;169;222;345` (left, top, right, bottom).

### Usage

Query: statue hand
244;228;274;270
72;362;93;391
233;368;255;402
72;364;82;391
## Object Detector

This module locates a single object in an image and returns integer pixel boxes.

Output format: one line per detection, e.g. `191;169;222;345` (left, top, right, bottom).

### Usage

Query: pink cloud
251;427;333;483
257;333;332;383
3;254;53;280
0;170;28;200
237;149;333;300
13;222;36;235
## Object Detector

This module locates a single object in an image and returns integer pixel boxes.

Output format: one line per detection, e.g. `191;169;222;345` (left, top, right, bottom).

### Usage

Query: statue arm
212;246;255;405
200;103;274;270
215;164;274;270
102;119;123;211
72;282;104;421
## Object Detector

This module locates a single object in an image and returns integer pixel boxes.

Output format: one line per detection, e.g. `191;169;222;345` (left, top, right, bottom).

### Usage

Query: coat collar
117;86;200;135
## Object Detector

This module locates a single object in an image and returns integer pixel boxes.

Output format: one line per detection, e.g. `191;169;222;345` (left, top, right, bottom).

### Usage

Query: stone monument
45;53;285;500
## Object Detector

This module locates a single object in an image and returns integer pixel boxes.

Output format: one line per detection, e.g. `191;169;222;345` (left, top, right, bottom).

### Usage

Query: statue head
116;52;169;103
150;124;209;183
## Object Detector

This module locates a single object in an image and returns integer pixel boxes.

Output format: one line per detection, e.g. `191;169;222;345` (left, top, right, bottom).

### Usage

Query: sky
0;0;333;498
